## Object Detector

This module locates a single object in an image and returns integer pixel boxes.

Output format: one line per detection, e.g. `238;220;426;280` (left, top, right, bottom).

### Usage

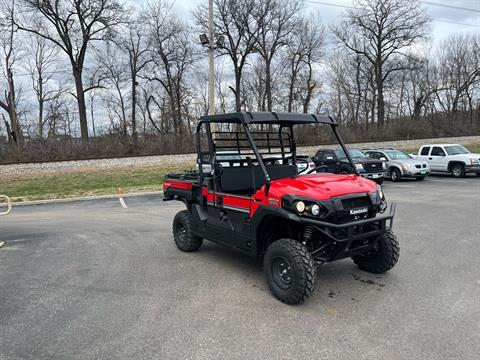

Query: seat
219;164;296;195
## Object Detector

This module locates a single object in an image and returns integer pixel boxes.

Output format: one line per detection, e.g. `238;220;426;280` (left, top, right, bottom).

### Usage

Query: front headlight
376;185;387;212
295;201;306;213
355;163;363;170
285;198;329;218
470;158;480;165
376;185;385;201
382;162;387;169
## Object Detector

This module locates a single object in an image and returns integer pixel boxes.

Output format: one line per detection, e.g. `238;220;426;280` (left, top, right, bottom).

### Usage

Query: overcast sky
166;0;480;44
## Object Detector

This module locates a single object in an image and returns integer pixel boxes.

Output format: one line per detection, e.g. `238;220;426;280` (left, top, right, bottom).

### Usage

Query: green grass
1;164;194;202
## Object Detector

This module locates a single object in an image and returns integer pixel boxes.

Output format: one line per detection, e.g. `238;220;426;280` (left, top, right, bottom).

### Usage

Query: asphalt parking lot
1;176;479;360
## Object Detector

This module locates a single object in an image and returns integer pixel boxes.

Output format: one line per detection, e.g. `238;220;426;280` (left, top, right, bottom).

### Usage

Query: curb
10;191;164;207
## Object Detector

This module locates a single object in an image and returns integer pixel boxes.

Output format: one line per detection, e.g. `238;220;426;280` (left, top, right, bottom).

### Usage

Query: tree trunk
6;68;22;145
234;70;242;112
90;96;96;138
376;80;385;127
265;59;272;112
287;57;297;112
73;69;89;141
38;73;44;138
131;73;137;142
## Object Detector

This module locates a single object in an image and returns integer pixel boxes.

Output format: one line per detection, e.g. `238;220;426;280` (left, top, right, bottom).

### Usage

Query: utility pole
208;0;215;117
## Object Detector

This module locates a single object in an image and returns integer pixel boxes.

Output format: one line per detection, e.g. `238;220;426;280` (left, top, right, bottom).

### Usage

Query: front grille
363;162;383;172
342;196;369;210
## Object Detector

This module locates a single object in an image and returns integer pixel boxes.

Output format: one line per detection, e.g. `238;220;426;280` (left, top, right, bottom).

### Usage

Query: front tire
390;168;401;182
375;178;384;185
352;229;399;274
415;176;425;181
451;163;465;178
264;239;316;305
173;210;203;252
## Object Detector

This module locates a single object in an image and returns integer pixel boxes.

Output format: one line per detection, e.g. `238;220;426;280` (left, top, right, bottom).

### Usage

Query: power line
422;1;480;13
303;0;480;28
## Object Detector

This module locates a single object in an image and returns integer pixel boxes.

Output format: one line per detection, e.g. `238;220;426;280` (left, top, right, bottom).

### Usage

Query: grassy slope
2;142;479;202
1;165;194;202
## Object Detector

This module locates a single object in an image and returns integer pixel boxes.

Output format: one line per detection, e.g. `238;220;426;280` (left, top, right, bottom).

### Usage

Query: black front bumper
299;203;396;262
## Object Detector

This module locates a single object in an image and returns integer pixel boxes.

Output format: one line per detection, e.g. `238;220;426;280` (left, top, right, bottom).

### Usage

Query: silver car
363;148;430;181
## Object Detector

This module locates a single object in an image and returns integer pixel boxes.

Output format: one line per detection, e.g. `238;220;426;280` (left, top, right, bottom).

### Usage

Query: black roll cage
195;112;358;195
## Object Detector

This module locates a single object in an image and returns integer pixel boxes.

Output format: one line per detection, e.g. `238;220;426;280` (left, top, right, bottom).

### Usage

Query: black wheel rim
271;257;292;290
176;223;186;241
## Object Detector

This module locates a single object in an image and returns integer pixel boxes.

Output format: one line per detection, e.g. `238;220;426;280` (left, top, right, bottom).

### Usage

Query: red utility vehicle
164;112;399;304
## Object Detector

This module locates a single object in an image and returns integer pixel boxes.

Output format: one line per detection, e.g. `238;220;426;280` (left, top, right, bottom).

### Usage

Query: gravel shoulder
1;135;479;178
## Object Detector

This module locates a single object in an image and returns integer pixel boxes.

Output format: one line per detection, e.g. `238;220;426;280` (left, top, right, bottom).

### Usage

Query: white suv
412;144;480;178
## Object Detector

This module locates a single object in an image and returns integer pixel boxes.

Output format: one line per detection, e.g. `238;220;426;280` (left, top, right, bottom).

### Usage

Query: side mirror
380;157;387;161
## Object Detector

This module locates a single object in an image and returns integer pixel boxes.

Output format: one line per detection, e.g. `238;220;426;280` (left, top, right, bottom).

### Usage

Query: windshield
335;149;365;159
384;150;411;160
445;145;470;155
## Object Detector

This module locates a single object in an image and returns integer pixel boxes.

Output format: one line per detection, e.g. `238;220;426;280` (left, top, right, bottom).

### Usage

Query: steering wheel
306;165;329;174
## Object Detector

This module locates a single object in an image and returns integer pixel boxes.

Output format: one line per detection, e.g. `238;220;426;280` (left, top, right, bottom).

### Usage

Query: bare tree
332;0;429;127
250;0;301;111
438;33;480;115
145;1;195;135
285;16;324;113
113;14;151;142
15;0;124;141
195;0;259;112
97;43;129;136
0;0;22;145
24;33;66;138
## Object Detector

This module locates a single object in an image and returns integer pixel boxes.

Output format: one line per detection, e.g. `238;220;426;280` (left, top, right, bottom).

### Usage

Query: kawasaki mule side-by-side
163;112;399;304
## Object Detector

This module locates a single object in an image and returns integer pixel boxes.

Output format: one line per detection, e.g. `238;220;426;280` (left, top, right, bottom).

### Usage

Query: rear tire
415;176;425;181
173;210;203;252
352;229;399;274
264;239;316;305
451;163;465;178
390;168;401;182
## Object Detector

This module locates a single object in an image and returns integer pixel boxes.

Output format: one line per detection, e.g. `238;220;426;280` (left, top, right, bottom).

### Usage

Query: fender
448;160;466;171
250;205;302;253
389;164;403;176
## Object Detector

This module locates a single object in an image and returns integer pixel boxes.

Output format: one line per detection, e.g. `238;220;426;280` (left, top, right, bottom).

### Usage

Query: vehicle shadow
194;240;395;302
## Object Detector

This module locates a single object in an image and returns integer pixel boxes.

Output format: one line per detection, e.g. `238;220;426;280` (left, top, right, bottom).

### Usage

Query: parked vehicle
313;148;386;184
363;148;430;181
411;144;480;178
275;154;316;174
164;112;398;305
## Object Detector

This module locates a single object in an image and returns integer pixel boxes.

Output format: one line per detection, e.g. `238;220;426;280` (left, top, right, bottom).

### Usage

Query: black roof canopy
199;111;337;126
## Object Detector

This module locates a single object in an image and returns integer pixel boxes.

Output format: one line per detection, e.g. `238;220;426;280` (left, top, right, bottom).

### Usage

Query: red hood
261;173;377;201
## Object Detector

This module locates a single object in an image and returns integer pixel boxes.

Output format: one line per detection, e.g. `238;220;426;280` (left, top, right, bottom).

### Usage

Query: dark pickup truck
313;149;386;184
